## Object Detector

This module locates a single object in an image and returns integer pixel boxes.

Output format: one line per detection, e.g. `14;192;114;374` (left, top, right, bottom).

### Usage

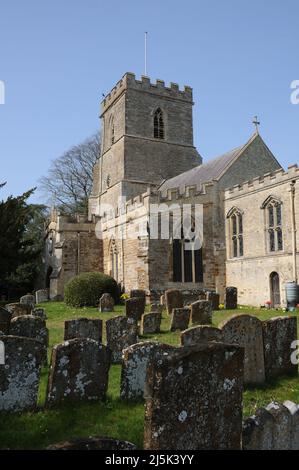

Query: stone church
44;73;299;307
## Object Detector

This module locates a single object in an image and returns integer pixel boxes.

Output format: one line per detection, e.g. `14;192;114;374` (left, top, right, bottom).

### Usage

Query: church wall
225;165;299;307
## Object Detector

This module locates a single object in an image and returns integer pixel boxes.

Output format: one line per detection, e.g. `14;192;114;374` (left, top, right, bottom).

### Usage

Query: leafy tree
39;133;100;214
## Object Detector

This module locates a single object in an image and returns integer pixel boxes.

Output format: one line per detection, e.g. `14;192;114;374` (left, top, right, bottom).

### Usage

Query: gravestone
190;300;212;325
165;289;183;315
0;336;43;411
0;307;11;335
206;291;220;310
32;307;47;320
64;318;103;343
198;290;206;300
120;342;176;400
262;316;297;380
243;407;275;450
284;401;299;450
99;293;115;312
106;316;138;363
5;303;32;318
125;297;145;321
180;325;222;347
144;342;244;450
35;289;49;303
20;294;36;309
150;303;163;314
48;437;136;450
266;403;292;450
220;314;265;384
160;295;165;306
225;287;238;309
140;312;161;335
10;315;49;365
170;308;190;332
46;338;111;406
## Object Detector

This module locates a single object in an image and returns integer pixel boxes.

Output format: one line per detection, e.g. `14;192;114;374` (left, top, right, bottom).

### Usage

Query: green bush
64;272;119;307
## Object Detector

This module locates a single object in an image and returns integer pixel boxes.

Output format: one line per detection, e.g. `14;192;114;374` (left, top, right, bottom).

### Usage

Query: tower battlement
101;72;193;114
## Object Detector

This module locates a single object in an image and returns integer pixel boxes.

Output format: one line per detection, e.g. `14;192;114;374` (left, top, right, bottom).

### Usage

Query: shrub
64;272;119;307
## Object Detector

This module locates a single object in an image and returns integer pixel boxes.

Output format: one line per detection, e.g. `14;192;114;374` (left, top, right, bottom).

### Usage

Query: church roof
158;133;267;194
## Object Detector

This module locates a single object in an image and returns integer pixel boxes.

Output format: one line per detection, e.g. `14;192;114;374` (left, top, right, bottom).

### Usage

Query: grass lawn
0;302;298;449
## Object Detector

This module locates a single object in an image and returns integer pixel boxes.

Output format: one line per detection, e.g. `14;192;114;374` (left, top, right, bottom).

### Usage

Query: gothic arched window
261;196;283;252
227;208;244;258
153;108;165;140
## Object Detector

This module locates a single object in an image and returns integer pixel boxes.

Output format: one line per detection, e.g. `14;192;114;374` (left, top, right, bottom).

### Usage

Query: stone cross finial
253;115;260;133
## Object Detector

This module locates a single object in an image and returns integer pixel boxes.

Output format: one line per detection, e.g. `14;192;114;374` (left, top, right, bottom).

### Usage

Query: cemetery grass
0;303;298;449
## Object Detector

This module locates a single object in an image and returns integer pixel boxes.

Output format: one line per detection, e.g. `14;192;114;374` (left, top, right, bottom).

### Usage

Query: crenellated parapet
101;72;193;114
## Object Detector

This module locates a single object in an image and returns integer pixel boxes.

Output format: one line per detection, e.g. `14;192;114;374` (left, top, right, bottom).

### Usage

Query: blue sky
0;0;298;202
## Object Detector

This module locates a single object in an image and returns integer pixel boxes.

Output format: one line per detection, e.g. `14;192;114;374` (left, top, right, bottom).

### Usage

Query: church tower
89;73;201;216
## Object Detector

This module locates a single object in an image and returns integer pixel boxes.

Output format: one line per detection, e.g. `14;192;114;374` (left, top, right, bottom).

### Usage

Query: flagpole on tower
144;31;148;76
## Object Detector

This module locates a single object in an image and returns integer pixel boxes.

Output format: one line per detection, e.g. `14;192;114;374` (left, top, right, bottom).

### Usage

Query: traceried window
172;226;203;283
227;208;244;258
153;108;165;139
262;197;283;252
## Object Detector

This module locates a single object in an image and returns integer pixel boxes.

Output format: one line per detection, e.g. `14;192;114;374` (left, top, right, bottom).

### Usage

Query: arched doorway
270;272;280;307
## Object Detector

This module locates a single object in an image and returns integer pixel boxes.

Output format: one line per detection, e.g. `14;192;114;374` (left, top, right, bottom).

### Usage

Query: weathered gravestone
125;297;145;321
99;293;115;312
150;303;163;314
32;307;47;320
0;336;43;411
35;289;49;303
170;308;190;332
10;315;49;365
262;316;297;380
198;290;207;300
206;291;220;310
0;307;11;335
48;436;137;450
243;401;299;450
120;342;176;400
64;318;103;343
130;289;146;307
5;303;32;318
106;316;138;363
46;338;111;406
190;300;212;325
220;314;265;384
225;287;238;309
20;294;36;309
140;312;161;335
165;289;183;315
180;325;222;347
144;342;244;450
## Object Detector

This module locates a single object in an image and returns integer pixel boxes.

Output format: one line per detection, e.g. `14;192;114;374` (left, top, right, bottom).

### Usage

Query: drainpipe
290;181;297;283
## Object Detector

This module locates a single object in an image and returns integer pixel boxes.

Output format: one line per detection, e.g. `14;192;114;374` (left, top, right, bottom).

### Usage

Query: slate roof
159;140;249;194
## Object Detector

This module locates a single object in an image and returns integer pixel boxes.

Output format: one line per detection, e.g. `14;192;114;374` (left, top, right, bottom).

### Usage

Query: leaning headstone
284;401;299;450
10;315;49;365
220;314;265;384
5;303;32;318
266;402;292;450
106;316;138;363
0;336;43;411
262;316;297;380
206;291;220;310
64;318;102;343
180;325;222;347
20;294;36;309
35;289;49;303
120;342;176;400
144;342;244;450
99;293;115;312
140;312;161;335
0;307;11;335
32;307;47;320
165;289;183;315
225;287;238;309
46;338;111;406
125;297;145;321
150;303;163;314
48;437;136;450
170;308;190;332
243;407;275;450
190;300;212;325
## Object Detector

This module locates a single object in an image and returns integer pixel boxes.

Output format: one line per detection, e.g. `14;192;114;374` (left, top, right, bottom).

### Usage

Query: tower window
154;108;165;140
